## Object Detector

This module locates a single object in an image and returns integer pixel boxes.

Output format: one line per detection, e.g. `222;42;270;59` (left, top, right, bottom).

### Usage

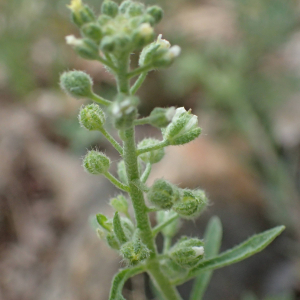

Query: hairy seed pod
83;150;110;175
138;138;165;164
79;104;106;131
60;70;93;99
163;107;201;145
172;189;208;219
147;179;180;209
170;236;204;268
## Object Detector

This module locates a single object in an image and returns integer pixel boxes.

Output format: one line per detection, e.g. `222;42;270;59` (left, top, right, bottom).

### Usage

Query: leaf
109;266;144;300
113;212;128;245
174;225;285;285
189;216;223;300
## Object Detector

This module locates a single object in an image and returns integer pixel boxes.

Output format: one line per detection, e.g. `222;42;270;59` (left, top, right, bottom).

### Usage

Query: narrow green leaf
190;216;223;300
174;225;285;285
109;266;144;300
113;212;128;245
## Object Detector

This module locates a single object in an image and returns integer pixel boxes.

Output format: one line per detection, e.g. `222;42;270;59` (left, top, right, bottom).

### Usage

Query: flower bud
96;213;113;231
68;0;95;28
170;237;204;268
97;14;112;26
147;179;180;210
83;150;110;175
127;2;145;16
81;22;102;43
60;70;93;99
117;160;128;184
66;35;100;60
149;107;176;128
120;230;150;265
110;194;129;215
101;0;119;18
110;95;139;130
119;0;132;14
156;210;180;237
146;6;163;24
79;104;106;131
172;189;208;219
163;107;201;145
132;23;155;48
100;36;116;53
138;138;165;164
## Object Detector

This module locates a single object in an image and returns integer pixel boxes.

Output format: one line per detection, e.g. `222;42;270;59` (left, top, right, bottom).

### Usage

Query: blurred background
1;0;300;299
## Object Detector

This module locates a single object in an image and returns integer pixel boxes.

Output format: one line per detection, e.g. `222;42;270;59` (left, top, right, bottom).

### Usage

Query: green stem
99;128;123;155
141;163;152;183
104;172;130;192
152;214;179;237
130;72;148;95
133;116;152;126
90;93;112;106
117;56;182;300
137;140;169;156
127;64;153;78
97;56;117;72
163;236;172;254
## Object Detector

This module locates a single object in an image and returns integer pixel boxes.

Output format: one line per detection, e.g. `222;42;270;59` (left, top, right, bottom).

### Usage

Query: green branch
90;93;112;106
99;128;123;155
137;140;169;156
130;72;148;95
104;172;130;192
152;213;179;237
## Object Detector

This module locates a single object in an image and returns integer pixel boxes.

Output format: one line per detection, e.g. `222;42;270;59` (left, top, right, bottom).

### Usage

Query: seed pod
110;195;129;215
170;236;204;268
148;107;176;128
146;6;163;24
110;95;139;130
81;22;102;43
79;104;106;131
66;35;100;60
147;179;180;210
60;70;93;99
83;150;110;175
138;138;165;164
156;210;180;237
163;107;201;145
101;0;119;18
172;189;208;219
120;230;150;265
68;0;95;28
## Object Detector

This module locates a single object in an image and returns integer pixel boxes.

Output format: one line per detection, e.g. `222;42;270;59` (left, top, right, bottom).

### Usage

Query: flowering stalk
60;1;285;299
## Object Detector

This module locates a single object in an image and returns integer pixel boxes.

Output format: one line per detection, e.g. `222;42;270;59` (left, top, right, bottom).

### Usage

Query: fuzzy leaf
190;216;223;300
174;225;285;285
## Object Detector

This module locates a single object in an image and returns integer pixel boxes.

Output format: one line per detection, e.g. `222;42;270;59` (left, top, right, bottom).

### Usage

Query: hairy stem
104;172;130;192
141;163;152;183
90;93;112;106
152;213;179;237
99;128;123;155
137;140;169;156
130;72;148;95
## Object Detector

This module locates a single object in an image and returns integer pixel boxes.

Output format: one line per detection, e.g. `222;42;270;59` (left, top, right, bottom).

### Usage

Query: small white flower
65;35;82;46
168;45;181;58
157;34;171;49
139;23;154;37
192;246;204;256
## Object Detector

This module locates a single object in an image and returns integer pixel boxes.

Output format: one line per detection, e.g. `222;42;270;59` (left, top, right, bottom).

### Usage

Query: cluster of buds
66;0;167;61
147;179;208;219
